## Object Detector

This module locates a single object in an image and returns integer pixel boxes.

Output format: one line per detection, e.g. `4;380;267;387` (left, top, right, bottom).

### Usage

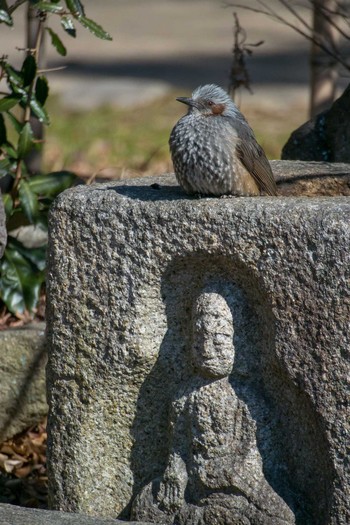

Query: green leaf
35;212;48;231
21;54;37;87
11;83;27;98
23;245;46;271
46;27;67;56
2;192;13;218
0;157;11;171
8;236;46;271
1;141;17;159
35;1;64;13
0;8;13;26
29;97;50;124
77;16;112;40
0;243;45;314
35;75;49;105
17;122;34;158
28;170;77;197
60;15;76;37
65;0;84;17
6;209;30;231
0;113;7;145
2;63;23;88
0;253;26;313
0;155;15;180
6;111;22;134
18;179;39;223
0;96;19;112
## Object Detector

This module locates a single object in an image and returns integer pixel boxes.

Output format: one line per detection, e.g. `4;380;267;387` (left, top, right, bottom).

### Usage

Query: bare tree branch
311;0;350;41
225;0;350;71
278;0;313;33
228;12;256;99
223;4;272;18
8;0;28;14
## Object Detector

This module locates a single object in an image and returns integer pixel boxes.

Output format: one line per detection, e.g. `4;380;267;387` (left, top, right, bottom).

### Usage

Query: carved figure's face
192;292;234;379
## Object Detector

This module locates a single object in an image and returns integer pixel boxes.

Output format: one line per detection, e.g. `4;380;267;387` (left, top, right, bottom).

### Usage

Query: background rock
282;84;350;162
46;165;350;524
0;324;47;442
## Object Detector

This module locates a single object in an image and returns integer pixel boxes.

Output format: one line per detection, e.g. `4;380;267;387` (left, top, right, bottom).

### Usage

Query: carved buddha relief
132;289;295;525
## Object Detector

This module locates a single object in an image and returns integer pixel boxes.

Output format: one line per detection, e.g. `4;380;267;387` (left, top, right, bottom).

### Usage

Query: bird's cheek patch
211;103;225;115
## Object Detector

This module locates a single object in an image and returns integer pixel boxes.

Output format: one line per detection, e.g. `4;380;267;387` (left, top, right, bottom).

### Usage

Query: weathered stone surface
0;504;154;525
0;191;6;258
46;164;349;524
271;159;350;197
281;83;350;162
0;323;47;441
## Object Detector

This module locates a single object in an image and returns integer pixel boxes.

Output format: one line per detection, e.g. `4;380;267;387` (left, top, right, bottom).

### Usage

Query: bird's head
176;84;238;118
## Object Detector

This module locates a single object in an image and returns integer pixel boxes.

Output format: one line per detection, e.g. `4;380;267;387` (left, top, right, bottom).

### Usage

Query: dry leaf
4;459;24;473
0;417;48;507
14;465;32;478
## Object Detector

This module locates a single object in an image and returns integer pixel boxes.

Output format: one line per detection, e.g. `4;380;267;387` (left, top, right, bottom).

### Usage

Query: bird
169;84;277;197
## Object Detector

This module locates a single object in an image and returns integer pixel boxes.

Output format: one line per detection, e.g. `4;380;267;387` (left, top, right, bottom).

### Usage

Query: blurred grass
43;92;308;180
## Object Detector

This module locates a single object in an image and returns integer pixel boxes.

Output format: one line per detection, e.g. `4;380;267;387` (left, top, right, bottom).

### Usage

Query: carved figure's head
192;291;234;378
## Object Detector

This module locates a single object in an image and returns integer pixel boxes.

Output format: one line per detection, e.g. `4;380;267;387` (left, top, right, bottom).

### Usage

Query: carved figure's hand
157;454;188;513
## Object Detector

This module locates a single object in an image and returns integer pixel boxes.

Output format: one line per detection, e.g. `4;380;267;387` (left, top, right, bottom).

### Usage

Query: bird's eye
207;101;214;106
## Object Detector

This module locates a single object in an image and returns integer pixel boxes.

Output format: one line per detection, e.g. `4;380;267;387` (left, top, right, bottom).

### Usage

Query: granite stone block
46;164;350;524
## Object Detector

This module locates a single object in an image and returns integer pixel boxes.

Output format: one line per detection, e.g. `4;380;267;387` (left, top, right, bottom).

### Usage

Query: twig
278;0;313;33
12;15;45;197
310;0;350;41
8;0;28;14
315;0;350;17
226;1;350;71
38;66;66;74
223;3;272;17
228;12;261;99
12;157;22;198
23;20;44;124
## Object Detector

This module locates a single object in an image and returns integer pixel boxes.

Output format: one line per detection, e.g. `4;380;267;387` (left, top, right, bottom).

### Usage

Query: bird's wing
235;126;278;196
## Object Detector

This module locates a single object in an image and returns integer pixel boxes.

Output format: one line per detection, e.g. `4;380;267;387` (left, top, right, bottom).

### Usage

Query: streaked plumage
169;84;277;197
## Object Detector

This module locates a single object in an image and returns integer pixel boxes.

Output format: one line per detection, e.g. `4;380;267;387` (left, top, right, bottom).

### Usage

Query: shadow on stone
0;325;47;442
107;181;186;202
105;161;350;202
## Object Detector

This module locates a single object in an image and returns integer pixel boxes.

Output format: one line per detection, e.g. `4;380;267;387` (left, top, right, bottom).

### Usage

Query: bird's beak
176;96;196;107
